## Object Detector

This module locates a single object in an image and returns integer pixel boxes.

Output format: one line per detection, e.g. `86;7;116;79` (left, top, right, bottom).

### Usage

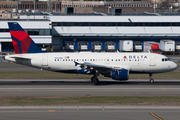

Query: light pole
169;6;172;13
108;6;111;13
55;0;56;12
0;42;2;62
34;0;35;20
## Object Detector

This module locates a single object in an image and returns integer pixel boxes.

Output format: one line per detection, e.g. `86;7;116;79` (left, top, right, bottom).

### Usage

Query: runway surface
0;79;180;96
0;106;180;120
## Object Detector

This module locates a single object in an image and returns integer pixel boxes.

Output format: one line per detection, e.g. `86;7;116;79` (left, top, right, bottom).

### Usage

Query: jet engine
110;69;129;80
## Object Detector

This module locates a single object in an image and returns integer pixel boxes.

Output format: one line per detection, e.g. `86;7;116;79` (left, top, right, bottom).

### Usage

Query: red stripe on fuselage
10;31;32;53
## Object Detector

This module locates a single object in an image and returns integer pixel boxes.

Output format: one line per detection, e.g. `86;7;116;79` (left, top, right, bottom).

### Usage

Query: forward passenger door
149;55;155;66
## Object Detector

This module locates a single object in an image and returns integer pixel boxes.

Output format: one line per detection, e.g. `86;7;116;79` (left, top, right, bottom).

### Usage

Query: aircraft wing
84;62;112;69
75;61;129;74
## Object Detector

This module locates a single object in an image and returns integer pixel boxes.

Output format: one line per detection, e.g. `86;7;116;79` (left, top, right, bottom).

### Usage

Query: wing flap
76;62;129;71
84;62;111;69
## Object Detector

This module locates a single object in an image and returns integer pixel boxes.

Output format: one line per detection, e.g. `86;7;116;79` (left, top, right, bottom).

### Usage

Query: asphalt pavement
0;79;180;96
0;106;180;120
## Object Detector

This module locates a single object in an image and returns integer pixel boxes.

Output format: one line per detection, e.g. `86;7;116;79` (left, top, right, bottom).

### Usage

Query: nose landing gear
149;73;154;83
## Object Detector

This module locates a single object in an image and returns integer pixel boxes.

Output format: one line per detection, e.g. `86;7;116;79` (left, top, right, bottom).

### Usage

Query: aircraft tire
92;78;99;85
91;77;95;82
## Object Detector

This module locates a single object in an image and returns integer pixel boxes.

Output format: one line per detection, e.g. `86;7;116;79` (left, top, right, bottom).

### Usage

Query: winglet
8;22;44;54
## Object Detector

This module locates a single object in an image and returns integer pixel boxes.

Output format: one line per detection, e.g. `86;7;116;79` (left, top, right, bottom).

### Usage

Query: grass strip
1;96;180;106
0;71;179;79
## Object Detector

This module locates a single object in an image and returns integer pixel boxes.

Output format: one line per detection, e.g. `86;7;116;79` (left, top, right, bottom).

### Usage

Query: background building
1;0;180;14
49;15;180;53
1;14;180;54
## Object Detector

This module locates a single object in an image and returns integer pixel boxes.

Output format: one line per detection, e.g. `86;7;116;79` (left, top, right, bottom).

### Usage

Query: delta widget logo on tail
8;22;44;54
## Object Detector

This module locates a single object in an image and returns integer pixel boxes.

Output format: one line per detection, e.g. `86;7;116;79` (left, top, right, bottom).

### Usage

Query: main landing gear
91;77;99;85
149;73;154;83
91;72;100;85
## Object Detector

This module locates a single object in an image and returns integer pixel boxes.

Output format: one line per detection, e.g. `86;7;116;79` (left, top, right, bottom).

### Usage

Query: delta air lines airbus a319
5;22;177;85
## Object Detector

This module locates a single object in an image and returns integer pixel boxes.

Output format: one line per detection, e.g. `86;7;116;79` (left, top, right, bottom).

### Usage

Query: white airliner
5;22;178;85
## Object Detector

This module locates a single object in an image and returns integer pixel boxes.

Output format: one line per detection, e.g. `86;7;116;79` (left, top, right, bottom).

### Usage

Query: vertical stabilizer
8;22;44;54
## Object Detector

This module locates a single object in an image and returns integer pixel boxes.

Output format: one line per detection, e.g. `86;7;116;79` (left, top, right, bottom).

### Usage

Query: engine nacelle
111;69;129;80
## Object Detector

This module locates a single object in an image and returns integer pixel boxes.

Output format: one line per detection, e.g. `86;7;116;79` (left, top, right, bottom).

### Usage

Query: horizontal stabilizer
9;56;31;60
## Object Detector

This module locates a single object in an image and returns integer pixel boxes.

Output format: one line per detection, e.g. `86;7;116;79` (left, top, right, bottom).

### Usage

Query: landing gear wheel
92;78;99;85
149;73;154;83
91;77;95;82
150;79;154;83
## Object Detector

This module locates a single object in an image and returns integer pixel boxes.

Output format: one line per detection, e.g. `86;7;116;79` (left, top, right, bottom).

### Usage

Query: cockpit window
165;58;170;61
162;58;170;62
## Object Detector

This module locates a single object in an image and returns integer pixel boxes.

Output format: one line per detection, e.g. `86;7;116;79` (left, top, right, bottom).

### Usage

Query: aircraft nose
171;62;178;70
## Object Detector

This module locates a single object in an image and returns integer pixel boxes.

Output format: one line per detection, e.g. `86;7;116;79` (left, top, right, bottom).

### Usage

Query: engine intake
111;69;129;80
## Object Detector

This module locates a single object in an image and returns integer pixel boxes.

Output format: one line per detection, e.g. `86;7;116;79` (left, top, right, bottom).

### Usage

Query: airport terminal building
1;15;180;53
